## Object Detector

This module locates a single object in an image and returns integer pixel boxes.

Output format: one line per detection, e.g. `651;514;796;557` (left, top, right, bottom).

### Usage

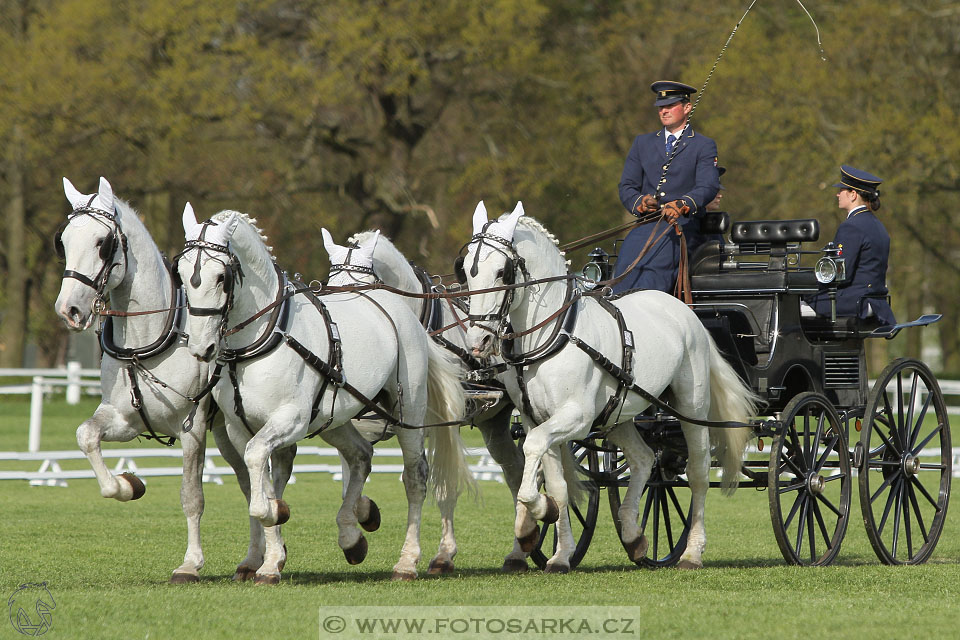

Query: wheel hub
806;472;825;495
902;454;921;477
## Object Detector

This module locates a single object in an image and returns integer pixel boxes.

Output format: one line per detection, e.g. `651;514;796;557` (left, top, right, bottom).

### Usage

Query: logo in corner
8;582;56;636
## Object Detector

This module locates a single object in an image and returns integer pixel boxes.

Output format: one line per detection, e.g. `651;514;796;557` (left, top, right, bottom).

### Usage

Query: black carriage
525;212;952;569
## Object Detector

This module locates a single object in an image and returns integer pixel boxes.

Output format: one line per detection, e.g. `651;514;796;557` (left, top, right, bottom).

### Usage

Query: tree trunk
1;125;27;366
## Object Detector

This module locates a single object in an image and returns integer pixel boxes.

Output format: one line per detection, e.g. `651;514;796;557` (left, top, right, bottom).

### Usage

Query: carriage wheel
768;392;851;566
607;447;692;568
859;358;952;565
527;440;601;570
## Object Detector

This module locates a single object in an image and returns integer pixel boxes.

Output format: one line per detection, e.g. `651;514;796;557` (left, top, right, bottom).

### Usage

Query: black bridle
172;221;244;324
455;226;529;338
55;197;128;302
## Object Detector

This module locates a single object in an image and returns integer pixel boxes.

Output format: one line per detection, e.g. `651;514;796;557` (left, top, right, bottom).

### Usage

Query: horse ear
182;202;202;240
222;213;241;241
472;201;488;235
321;228;349;265
62;177;86;210
499;201;524;238
97;177;115;213
358;230;380;263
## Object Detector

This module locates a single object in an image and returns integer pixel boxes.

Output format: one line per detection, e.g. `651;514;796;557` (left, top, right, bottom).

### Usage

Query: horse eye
216;273;225;284
95;238;104;247
496;269;505;280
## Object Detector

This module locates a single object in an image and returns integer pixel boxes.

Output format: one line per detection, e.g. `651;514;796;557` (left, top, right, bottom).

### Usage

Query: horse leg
425;424;474;576
170;419;207;583
213;423;263;581
606;422;656;562
514;408;585;538
76;405;145;501
475;407;530;572
392;427;427;581
540;446;575;574
320;425;374;565
678;423;711;570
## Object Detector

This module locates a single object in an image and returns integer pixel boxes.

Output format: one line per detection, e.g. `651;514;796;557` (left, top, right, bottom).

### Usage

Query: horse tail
425;338;476;501
705;334;759;494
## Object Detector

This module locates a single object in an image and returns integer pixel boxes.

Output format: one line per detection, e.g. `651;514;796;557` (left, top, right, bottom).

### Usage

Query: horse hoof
542;496;559;524
623;535;649;562
359;499;381;532
274;499;290;525
343;535;368;565
254;573;281;585
427;559;454;575
516;529;539;554
120;472;146;500
501;558;529;573
233;566;257;582
391;570;417;582
169;572;199;584
544;563;570;574
676;559;703;570
277;544;288;572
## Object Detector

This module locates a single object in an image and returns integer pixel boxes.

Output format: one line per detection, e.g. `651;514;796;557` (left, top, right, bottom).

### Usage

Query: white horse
52;177;285;583
350;230;589;573
461;202;758;570
177;209;466;581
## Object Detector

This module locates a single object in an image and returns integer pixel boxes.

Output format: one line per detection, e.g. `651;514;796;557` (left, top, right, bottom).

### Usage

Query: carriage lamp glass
581;248;610;289
815;242;845;284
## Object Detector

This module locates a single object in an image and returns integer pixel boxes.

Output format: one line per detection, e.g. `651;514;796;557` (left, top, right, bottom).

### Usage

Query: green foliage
2;0;959;365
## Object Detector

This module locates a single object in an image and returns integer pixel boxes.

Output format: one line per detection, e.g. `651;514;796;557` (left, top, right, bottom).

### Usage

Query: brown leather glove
662;199;690;222
635;194;659;214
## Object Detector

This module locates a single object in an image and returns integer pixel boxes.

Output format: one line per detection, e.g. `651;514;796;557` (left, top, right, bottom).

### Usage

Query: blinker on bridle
456;224;528;335
56;194;127;297
176;220;244;318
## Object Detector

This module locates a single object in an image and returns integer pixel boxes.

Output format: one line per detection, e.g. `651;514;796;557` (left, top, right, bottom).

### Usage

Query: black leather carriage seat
691;218;821;292
730;218;819;245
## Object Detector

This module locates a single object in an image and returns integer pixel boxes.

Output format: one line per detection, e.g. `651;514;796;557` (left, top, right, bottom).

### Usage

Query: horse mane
211;210;272;254
211;210;276;280
511;214;571;272
112;197;166;266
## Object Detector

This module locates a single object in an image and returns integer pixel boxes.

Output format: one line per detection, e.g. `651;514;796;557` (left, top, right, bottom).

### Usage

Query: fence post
66;361;81;405
29;376;43;453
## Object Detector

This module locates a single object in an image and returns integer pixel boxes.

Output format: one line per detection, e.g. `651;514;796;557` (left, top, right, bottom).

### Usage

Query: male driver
613;81;720;294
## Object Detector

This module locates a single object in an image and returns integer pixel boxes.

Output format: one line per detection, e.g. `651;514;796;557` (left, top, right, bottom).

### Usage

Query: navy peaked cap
651;81;696;106
833;165;882;194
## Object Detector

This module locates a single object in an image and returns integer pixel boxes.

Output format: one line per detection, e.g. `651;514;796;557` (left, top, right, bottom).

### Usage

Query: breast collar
219;262;292;363
99;258;185;362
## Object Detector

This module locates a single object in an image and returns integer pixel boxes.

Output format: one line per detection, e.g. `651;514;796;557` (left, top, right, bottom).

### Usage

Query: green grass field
2;397;960;639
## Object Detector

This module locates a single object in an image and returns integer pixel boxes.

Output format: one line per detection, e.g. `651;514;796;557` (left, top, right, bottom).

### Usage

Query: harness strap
227;361;257;438
124;364;176;446
100;257;184;361
297;287;344;439
592;297;635;428
568;336;747;429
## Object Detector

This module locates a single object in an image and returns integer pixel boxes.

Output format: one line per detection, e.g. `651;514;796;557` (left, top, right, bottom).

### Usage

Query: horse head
322;228;380;286
460;201;525;358
54;176;128;330
177;203;241;362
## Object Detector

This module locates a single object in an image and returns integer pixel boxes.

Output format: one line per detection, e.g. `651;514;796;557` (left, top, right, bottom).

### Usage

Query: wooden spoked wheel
859;358;951;565
768;392;852;566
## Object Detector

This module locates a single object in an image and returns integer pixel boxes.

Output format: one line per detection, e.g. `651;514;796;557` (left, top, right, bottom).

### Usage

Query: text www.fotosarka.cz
319;606;642;639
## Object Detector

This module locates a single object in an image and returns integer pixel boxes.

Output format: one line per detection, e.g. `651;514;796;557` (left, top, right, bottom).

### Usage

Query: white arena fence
3;366;960;485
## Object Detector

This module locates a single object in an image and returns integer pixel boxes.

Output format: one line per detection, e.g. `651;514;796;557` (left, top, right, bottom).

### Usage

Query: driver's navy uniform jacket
613;127;720;294
806;206;896;325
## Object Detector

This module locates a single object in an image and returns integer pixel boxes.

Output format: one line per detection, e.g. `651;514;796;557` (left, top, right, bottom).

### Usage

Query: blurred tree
1;0;958;370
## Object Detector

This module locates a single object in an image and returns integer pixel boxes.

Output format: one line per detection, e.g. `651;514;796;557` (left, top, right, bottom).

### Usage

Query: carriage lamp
581;248;611;289
815;242;846;285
